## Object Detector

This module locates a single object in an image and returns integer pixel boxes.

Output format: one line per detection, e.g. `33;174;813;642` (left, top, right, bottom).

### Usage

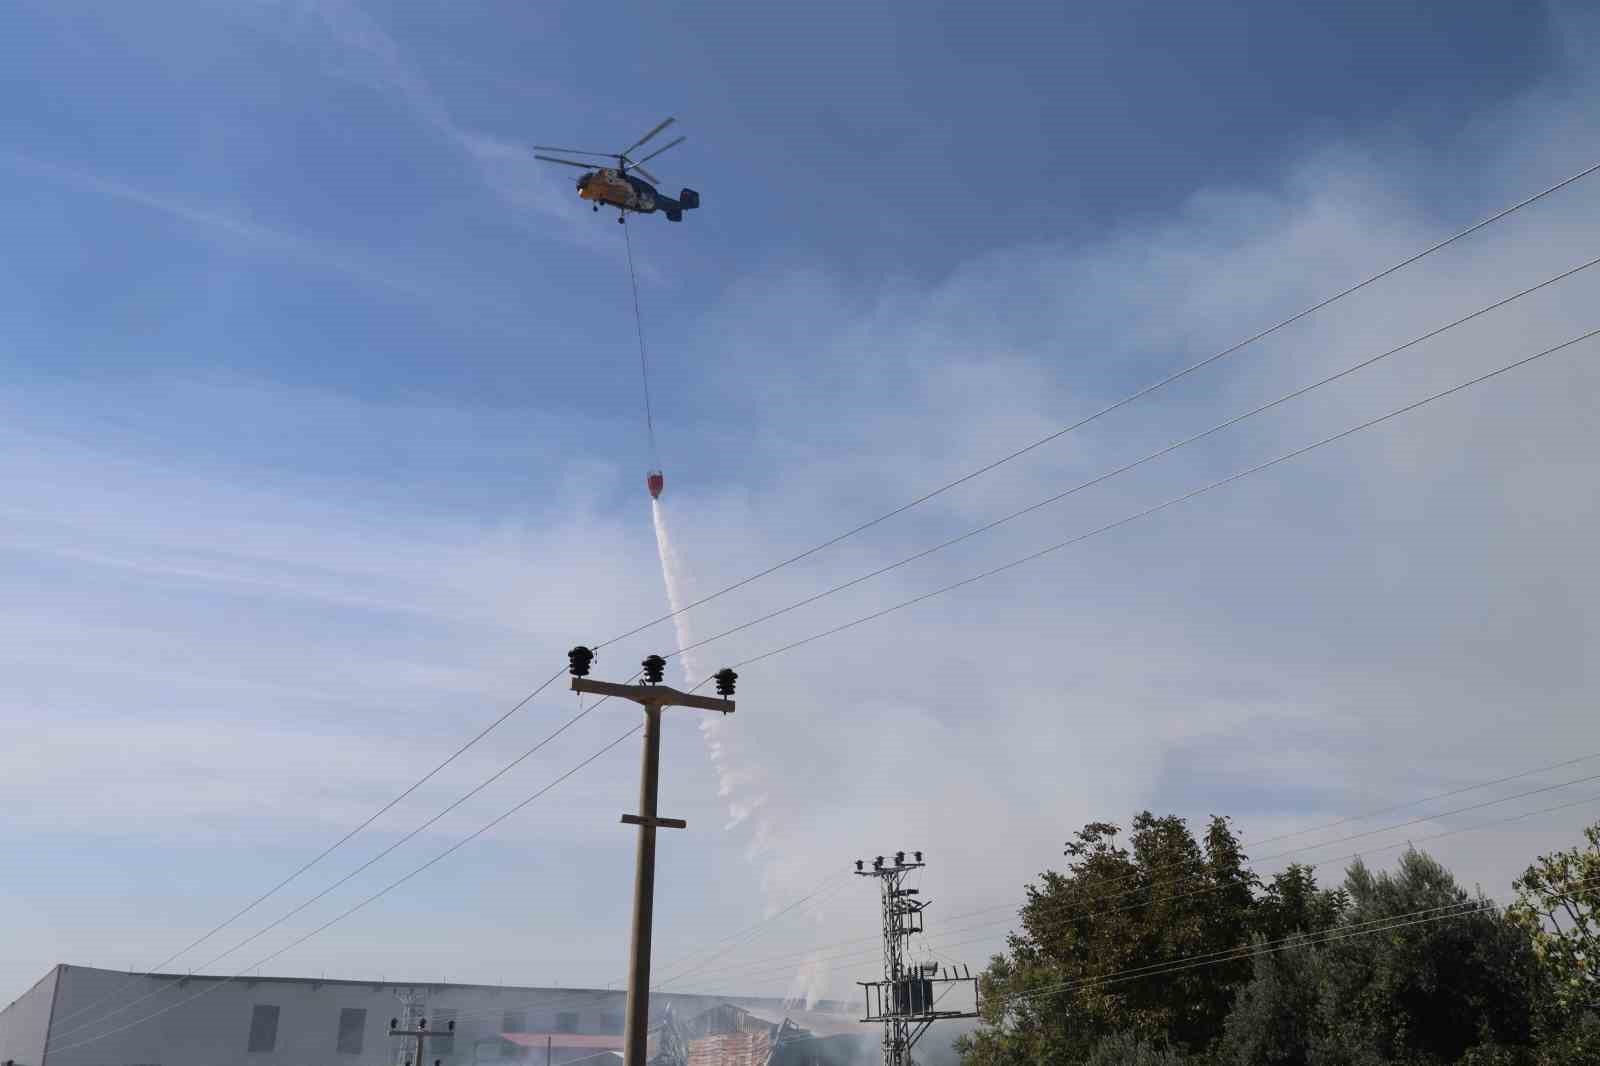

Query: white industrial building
0;964;863;1066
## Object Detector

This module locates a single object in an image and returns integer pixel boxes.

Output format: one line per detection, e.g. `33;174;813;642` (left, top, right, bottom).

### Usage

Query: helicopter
534;117;700;223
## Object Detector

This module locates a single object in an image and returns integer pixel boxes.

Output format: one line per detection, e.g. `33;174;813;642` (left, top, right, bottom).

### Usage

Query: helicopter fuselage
577;169;698;222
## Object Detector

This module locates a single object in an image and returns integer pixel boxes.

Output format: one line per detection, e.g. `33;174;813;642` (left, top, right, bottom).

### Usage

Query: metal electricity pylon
855;851;979;1066
388;1013;455;1066
390;988;426;1066
567;646;738;1066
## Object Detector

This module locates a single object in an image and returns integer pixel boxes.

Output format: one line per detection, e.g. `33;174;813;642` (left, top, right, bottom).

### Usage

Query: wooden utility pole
567;648;737;1066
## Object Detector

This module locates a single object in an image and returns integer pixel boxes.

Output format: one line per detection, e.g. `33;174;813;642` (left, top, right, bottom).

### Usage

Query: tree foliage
1308;850;1539;1064
958;814;1600;1066
958;813;1332;1064
1507;822;1600;1018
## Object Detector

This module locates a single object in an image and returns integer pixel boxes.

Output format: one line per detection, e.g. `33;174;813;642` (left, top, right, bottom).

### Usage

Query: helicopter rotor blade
632;165;660;184
621;117;675;158
633;135;685;167
530;146;617;158
534;155;596;170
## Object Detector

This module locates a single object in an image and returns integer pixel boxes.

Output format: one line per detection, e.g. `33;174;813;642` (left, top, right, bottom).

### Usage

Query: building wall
0;964;60;1066
0;966;818;1066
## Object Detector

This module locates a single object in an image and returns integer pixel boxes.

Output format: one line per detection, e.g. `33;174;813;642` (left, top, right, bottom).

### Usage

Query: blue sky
4;0;1600;1027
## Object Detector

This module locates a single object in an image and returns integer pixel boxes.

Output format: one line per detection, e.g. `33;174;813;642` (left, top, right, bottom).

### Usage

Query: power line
645;779;1600;992
48;724;644;1056
62;159;1596;1038
881;747;1600;944
47;687;608;1048
914;786;1600;969
45;665;568;1035
57;260;1600;1047
672;789;1600;992
663;256;1600;663
650;871;853;988
725;327;1600;674
1005;898;1494;1004
397;326;1600;1014
939;766;1600;937
60;731;1600;1050
993;871;1600;1009
424;872;855;1035
595;157;1600;652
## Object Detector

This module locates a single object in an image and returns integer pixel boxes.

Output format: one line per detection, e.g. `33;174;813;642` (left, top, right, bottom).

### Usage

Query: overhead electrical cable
60;267;1600;1046
65;162;1595;1037
609;753;1600;987
595;158;1600;652
721;328;1600;676
436;870;854;1034
663;257;1600;664
1004;899;1497;1003
47;724;644;1056
930;755;1600;934
46;687;615;1048
59;733;1600;1047
655;776;1600;989
44;665;569;1035
990;872;1600;1010
652;789;1600;992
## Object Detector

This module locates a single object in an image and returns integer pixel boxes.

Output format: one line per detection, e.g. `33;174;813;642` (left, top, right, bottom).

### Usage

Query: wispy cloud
0;148;546;335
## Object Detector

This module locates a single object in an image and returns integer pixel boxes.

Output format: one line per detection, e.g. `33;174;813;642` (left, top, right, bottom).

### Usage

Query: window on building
337;1007;366;1054
247;1004;280;1053
600;1012;622;1034
433;1009;457;1056
556;1012;579;1034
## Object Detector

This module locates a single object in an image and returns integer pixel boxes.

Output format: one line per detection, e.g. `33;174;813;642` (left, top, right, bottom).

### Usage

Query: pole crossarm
621;814;687;829
571;677;735;714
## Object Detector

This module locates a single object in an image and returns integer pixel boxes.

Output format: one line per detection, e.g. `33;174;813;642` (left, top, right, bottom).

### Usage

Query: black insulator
448;1020;456;1032
641;654;667;684
713;667;738;697
418;1019;426;1030
568;646;595;678
855;859;864;871
914;851;923;863
895;851;905;865
390;1019;399;1030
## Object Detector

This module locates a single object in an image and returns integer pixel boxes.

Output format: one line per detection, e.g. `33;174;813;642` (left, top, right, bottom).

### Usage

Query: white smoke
784;948;831;1011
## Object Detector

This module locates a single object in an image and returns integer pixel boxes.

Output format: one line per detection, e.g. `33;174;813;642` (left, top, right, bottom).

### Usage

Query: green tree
1507;821;1600;1018
1254;864;1348;943
1080;1030;1193;1065
1216;865;1346;1066
1309;850;1538;1065
1221;935;1324;1066
958;812;1259;1064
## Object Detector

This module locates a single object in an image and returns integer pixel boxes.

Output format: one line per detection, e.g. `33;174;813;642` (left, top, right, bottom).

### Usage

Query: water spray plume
652;500;835;998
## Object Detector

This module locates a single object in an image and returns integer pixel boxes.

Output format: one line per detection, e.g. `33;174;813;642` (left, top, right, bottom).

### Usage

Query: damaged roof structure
648;1002;867;1066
